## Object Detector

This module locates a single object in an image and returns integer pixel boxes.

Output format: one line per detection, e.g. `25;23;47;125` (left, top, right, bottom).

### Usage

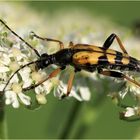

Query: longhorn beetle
1;19;140;99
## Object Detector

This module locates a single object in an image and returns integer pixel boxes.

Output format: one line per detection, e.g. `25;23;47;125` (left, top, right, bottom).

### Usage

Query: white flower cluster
118;80;140;119
108;74;140;120
0;30;55;108
124;107;139;118
55;81;91;101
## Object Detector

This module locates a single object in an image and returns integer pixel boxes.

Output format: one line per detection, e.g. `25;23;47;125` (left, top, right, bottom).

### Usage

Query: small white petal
1;54;11;65
124;107;136;117
9;74;19;83
19;67;31;81
0;66;9;73
16;54;26;61
79;87;91;101
11;93;20;108
0;84;5;91
69;90;83;101
0;46;8;52
0;73;8;81
43;80;53;94
11;44;21;50
5;90;15;98
19;67;32;88
12;100;19;108
35;86;44;94
54;87;62;97
5;90;20;108
55;82;66;97
5;98;12;105
18;92;31;105
55;81;82;101
119;87;128;99
22;79;32;88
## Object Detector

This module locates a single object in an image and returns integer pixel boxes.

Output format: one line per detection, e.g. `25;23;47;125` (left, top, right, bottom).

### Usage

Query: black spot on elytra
98;55;109;65
115;52;123;64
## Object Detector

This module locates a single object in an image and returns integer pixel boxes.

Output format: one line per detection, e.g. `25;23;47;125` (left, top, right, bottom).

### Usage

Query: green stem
0;97;8;139
59;100;82;139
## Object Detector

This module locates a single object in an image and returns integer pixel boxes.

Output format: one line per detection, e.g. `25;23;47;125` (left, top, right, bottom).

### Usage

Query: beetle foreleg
61;70;75;99
30;32;64;50
23;67;64;92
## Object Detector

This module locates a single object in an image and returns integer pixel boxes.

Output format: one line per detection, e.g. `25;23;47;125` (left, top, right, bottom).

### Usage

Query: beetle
1;19;140;99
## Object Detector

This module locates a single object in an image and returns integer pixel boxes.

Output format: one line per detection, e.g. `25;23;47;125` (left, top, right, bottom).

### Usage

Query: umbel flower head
0;28;54;108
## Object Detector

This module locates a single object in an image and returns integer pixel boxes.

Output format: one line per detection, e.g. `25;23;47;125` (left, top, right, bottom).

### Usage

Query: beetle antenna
0;19;40;57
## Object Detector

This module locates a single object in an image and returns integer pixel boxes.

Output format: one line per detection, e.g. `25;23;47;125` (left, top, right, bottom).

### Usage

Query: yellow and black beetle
1;19;140;99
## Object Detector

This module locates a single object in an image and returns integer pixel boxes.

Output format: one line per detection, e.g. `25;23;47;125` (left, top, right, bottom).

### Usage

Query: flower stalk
0;95;8;139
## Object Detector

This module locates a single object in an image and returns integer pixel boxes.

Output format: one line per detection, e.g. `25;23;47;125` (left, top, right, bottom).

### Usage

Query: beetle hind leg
103;33;128;54
98;68;140;88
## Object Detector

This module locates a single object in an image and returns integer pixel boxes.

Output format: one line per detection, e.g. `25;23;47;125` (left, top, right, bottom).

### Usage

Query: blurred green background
5;1;140;139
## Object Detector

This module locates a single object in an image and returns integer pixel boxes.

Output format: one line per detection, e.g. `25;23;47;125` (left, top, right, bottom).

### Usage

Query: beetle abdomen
72;50;140;72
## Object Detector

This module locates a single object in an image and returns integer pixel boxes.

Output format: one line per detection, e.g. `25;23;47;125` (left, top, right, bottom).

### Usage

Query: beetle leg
98;69;140;87
98;68;124;78
61;70;75;99
103;33;128;54
23;67;64;92
30;32;64;50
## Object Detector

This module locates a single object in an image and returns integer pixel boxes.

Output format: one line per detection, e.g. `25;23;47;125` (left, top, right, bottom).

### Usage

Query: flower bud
31;71;43;82
36;94;47;104
12;83;22;94
11;47;21;57
9;61;20;71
